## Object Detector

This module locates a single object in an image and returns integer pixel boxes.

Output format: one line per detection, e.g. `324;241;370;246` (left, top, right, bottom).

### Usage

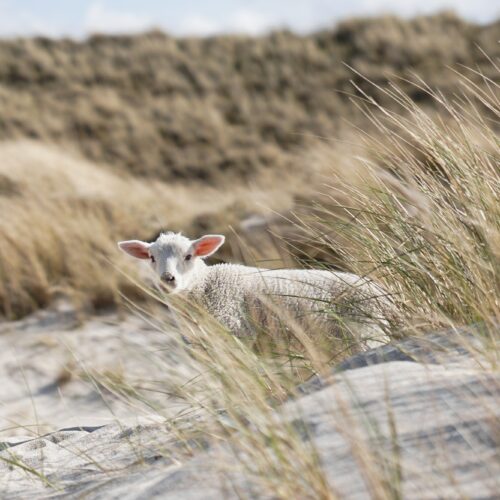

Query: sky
0;0;498;38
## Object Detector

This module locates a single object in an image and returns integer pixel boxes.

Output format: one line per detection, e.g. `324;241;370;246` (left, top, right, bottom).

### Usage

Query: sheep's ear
118;240;151;259
191;234;225;258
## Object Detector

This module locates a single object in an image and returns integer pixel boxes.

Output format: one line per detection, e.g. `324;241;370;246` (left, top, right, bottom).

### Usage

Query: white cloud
0;0;59;37
230;9;270;35
176;15;218;36
84;2;153;35
176;9;279;37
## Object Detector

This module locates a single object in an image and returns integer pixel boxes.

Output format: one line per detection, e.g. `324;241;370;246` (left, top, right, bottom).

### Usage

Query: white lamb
118;232;393;350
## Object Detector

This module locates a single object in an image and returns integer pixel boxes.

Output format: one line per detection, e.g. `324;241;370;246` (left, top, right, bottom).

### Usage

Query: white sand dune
0;306;194;439
0;310;498;498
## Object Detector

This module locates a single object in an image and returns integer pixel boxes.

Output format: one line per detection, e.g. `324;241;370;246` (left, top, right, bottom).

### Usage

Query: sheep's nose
161;272;175;283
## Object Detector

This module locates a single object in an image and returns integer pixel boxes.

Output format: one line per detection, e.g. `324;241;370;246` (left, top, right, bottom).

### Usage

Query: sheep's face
118;233;225;293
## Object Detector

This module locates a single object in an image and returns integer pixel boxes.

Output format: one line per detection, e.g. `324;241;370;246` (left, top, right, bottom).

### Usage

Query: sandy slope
0;311;498;498
0;306;194;439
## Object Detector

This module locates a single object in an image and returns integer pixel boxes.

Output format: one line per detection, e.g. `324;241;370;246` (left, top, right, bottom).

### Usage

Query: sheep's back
195;264;392;343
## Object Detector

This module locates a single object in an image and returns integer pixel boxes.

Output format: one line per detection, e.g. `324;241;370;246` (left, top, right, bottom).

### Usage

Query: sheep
118;232;393;350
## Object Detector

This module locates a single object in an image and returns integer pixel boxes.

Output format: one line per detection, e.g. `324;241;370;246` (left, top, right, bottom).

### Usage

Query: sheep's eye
185;254;192;261
150;255;155;264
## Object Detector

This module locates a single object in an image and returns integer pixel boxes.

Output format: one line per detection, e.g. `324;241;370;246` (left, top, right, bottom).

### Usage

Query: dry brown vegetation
0;141;303;317
0;14;499;498
0;12;498;319
0;12;498;182
119;64;499;497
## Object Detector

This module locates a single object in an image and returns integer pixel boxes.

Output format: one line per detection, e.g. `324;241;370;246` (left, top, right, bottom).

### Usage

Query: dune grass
0;13;497;184
0;41;498;497
0;13;498;320
168;67;499;491
86;68;498;497
0;141;302;318
298;70;499;336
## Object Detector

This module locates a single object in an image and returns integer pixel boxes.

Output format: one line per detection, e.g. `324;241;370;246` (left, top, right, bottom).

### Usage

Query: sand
0;308;498;498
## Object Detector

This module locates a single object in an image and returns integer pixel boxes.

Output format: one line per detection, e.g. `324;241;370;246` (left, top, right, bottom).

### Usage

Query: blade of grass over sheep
306;77;493;328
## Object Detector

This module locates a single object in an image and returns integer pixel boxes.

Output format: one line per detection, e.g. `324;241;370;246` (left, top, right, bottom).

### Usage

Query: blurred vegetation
0;12;498;183
0;12;498;319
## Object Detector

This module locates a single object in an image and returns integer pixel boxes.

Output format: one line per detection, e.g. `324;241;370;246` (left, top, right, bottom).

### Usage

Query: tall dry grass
0;13;498;319
0;141;301;318
1;15;498;497
88;68;498;497
297;70;499;335
0;13;497;183
1;63;498;497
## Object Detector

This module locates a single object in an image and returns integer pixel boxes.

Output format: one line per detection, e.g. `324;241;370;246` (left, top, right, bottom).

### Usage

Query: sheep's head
118;232;225;293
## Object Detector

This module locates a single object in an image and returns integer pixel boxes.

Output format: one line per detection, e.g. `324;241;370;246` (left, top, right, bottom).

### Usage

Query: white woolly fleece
184;261;392;348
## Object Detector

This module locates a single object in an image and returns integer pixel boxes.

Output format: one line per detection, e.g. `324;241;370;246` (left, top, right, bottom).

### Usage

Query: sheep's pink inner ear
192;235;225;257
118;240;151;259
